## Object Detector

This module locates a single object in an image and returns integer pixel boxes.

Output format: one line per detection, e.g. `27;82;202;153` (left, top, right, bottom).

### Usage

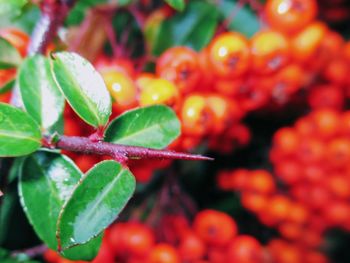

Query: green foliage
18;151;102;260
0;4;40;34
0;79;15;95
105;105;181;149
60;235;103;261
218;0;260;37
0;0;27;20
18;55;65;131
164;0;185;11
0;103;41;157
50;52;112;128
57;160;135;249
152;1;219;55
0;37;22;69
66;0;133;26
0;2;189;259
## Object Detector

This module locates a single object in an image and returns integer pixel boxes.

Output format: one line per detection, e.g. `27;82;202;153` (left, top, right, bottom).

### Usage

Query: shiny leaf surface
57;160;135;249
0;103;41;157
0;37;22;69
18;55;64;131
18;151;102;260
104;105;180;149
50;52;111;128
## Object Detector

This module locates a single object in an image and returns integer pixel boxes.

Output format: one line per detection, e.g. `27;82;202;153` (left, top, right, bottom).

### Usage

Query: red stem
28;0;77;55
46;135;213;162
11;244;47;258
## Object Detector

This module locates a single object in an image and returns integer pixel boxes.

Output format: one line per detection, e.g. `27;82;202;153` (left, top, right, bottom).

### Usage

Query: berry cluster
217;109;350;262
3;0;350;262
0;28;29;104
271;109;350;231
95;49;250;155
217;169;325;249
44;209;263;263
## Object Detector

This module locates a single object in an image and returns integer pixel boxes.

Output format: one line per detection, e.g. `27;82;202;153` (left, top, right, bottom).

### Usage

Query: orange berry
148;244;180;263
102;71;137;111
248;170;276;194
180;94;214;136
250;30;289;74
139;78;179;108
178;232;206;261
323;58;349;85
266;195;291;223
135;73;156;91
156;46;201;93
271;63;303;101
95;56;135;77
273;127;299;154
328;174;350;199
287;203;309;224
297;138;325;164
274;159;301;185
278;222;303;240
327;138;350;167
208;32;250;79
227;235;263;263
265;0;317;34
340;111;350;136
230;169;249;190
308;85;344;111
241;192;268;213
291;22;327;63
311;109;340;138
206;94;232;134
193;209;237;246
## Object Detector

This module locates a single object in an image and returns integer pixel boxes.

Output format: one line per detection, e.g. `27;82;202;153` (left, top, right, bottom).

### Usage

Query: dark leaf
57;160;135;249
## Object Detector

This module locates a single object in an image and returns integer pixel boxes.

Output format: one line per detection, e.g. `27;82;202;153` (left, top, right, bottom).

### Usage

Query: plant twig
11;244;47;258
44;135;213;164
28;0;78;55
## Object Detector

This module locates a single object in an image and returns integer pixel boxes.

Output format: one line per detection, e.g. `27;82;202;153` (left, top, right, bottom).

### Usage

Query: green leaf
152;1;218;55
18;55;65;131
0;158;25;245
0;103;41;157
60;235;102;261
104;105;180;149
18;152;83;249
0;79;15;94
218;0;260;37
164;0;185;11
51;52;111;128
57;160;135;249
0;37;22;69
0;0;27;19
0;5;40;34
0;189;17;245
18;151;102;260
